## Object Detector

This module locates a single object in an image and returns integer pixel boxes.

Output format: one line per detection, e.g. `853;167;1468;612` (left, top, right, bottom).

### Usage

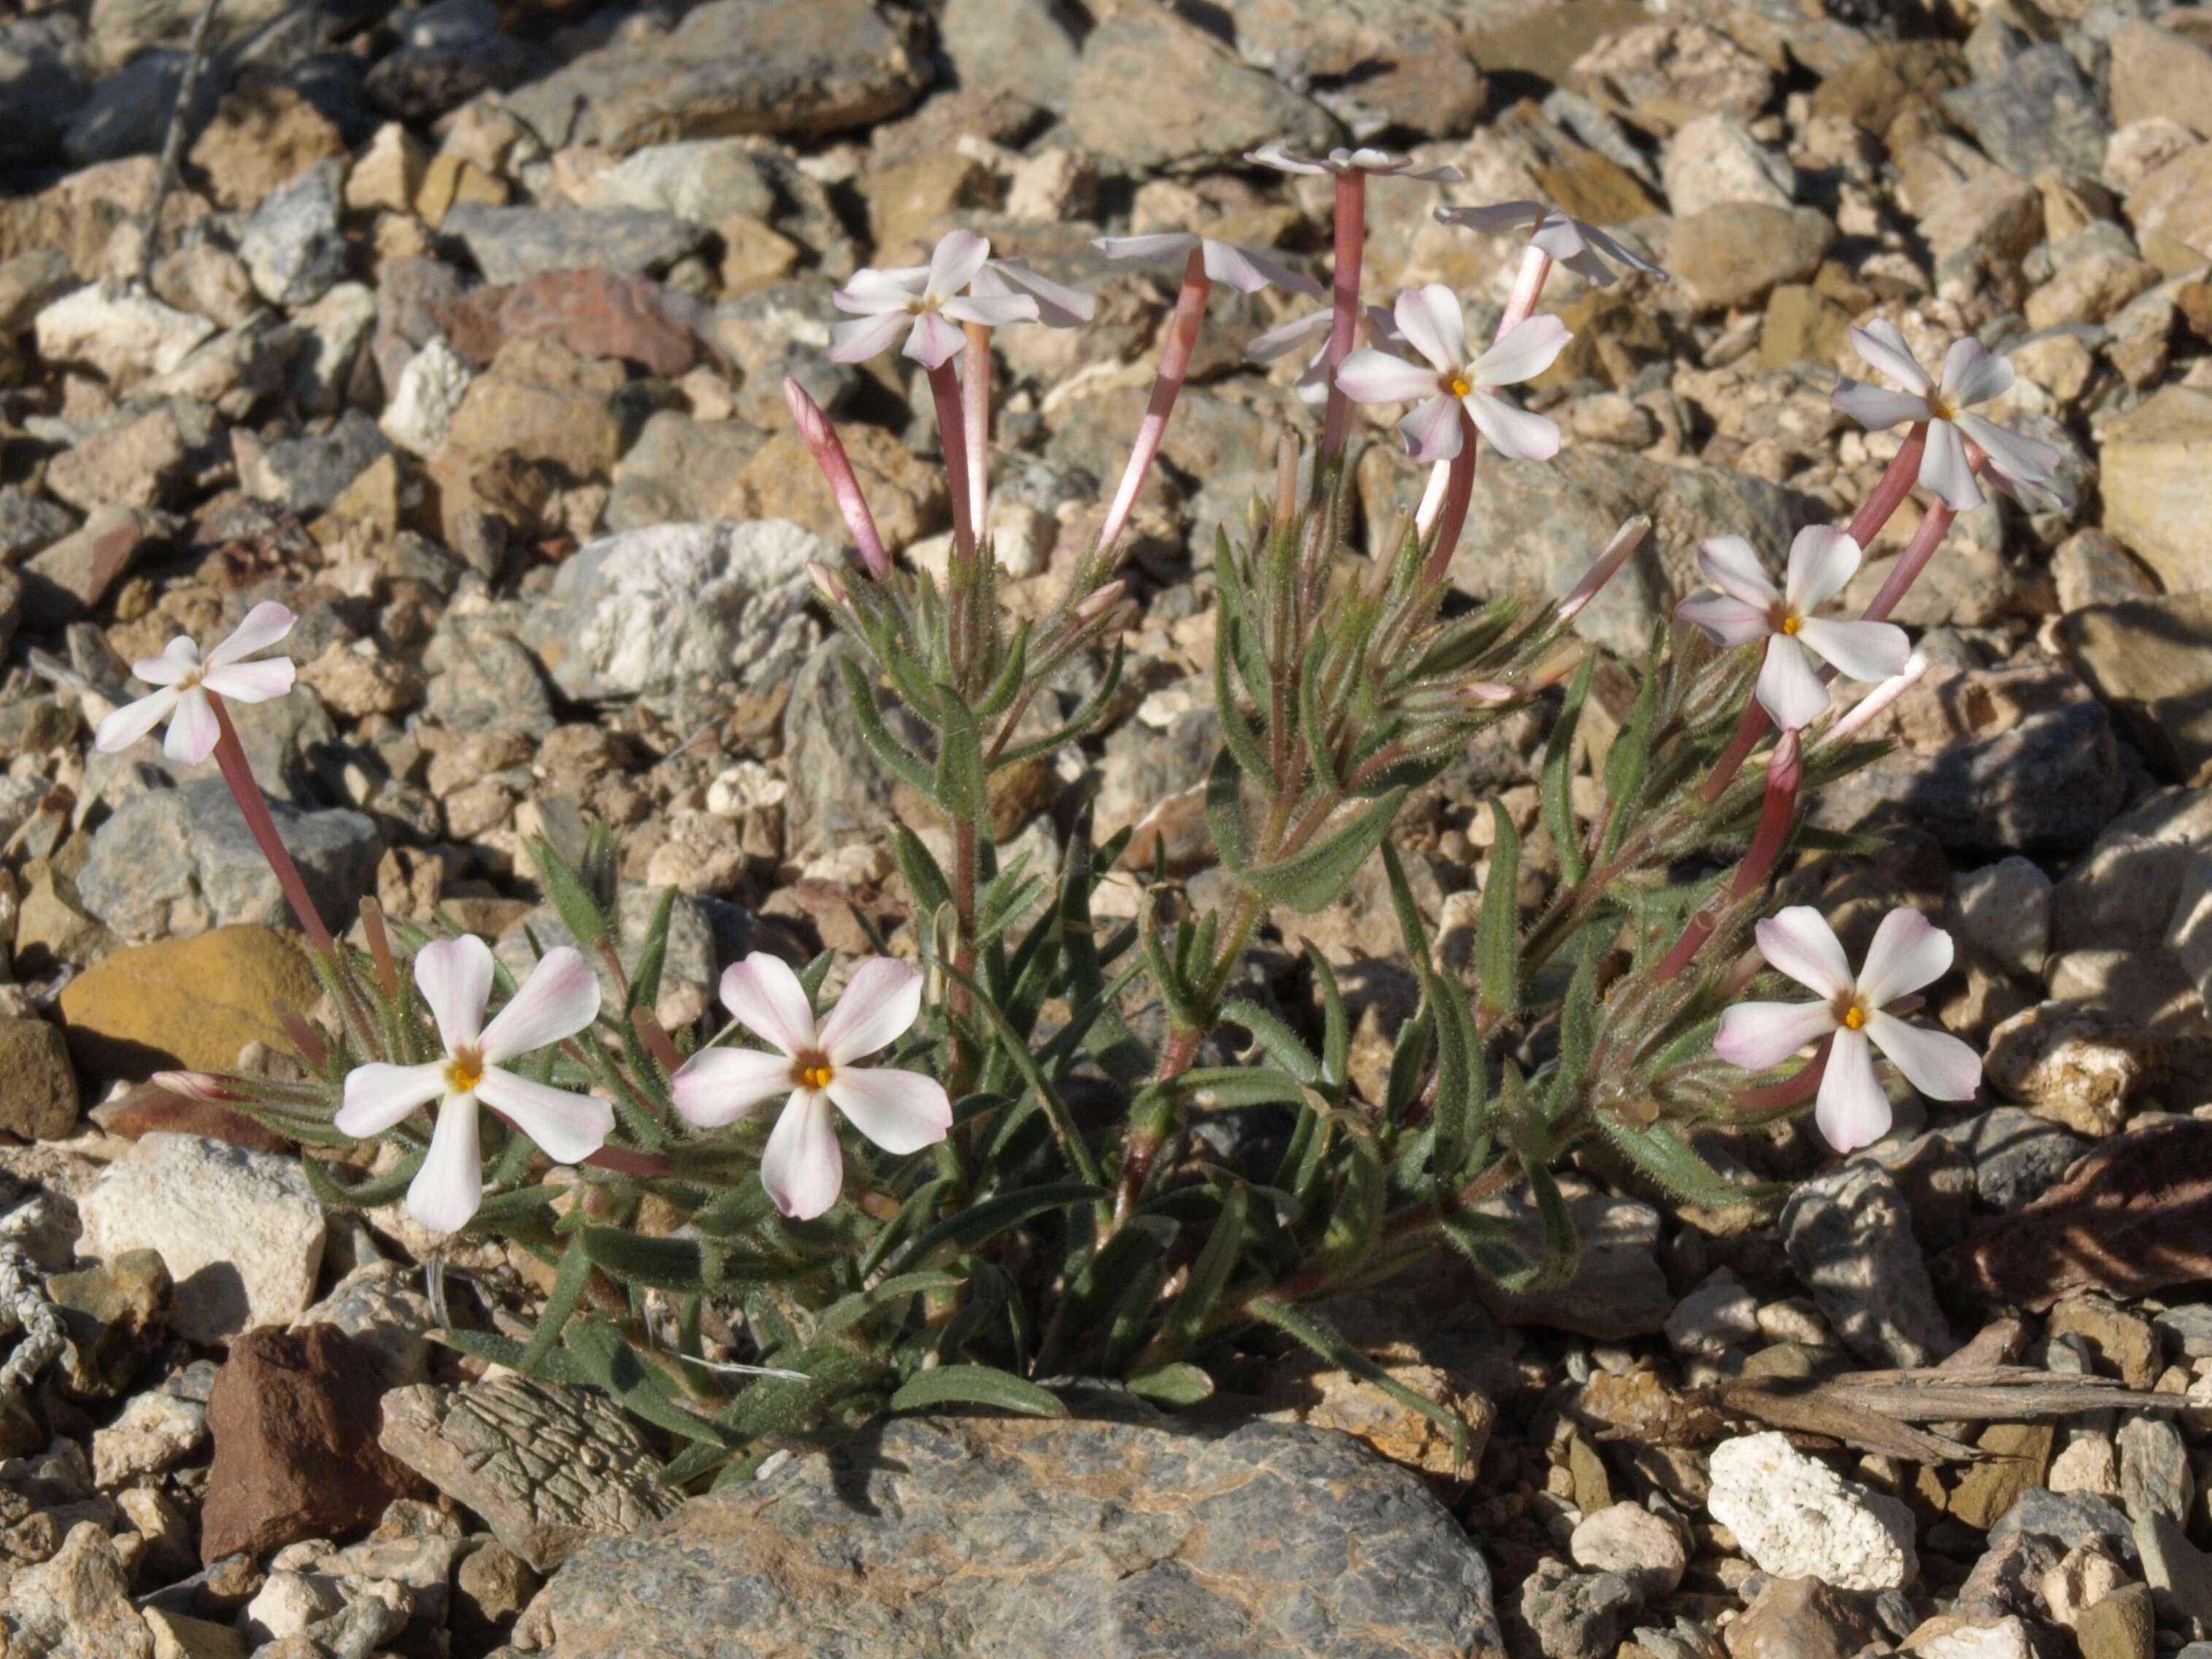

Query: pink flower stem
962;322;992;547
782;377;890;580
1657;730;1802;981
209;696;337;962
582;1144;672;1177
925;361;976;561
1857;448;1989;625
1557;515;1652;623
1319;172;1366;463
1733;1036;1832;1116
1096;247;1211;559
1422;412;1479;585
1845;424;1928;550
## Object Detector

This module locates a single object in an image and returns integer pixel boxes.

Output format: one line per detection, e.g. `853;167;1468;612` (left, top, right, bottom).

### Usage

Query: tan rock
1946;1421;2054;1528
722;421;948;552
2097;386;2212;592
57;925;320;1077
2110;22;2212;140
2125;142;2212;266
188;86;347;213
415;153;508;231
344;122;428;216
717;215;801;294
858;153;987;262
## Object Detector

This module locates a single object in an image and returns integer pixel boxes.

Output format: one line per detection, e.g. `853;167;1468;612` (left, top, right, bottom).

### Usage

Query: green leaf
893;828;955;923
562;1317;734;1446
301;1145;424;1209
1438;1205;1541;1291
1209;750;1408;914
1215;616;1278;788
1475;800;1521;1023
933;688;988;820
1298;625;1339;793
1555;934;1603;1096
890;1364;1065;1418
814;1272;966;1342
1177;1067;1313;1109
1138;1183;1248;1368
1541;654;1594;886
892;1182;1108;1273
839;656;936;796
1219;998;1321;1086
1595;1117;1771;1212
519;1233;593;1371
1600;655;1660;861
973;623;1030;721
1247;1298;1469;1474
1518;1160;1582;1293
628;886;678;1015
1309;947;1348;1091
1379;842;1429;961
530;835;609;950
1203;747;1259;881
1126;1362;1215;1406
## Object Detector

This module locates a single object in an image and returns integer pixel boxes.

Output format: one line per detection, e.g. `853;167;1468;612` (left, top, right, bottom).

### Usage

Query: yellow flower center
1448;375;1473;398
794;1055;835;1091
1928;394;1956;423
1779;615;1802;636
444;1050;485;1093
1841;1005;1866;1031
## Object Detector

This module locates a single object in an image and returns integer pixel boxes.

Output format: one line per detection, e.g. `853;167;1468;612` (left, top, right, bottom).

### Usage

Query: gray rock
1474;1182;1673;1340
1444;448;1817;658
1939;1107;2086;1213
1957;1526;2066;1621
2153;1304;2212;1358
441;202;711;286
239;158;347;307
1942;44;2110;183
1781;1162;1954;1369
244;408;390;515
581;139;779;228
77;1132;325;1345
2118;1414;2192;1528
1568;1504;1688;1601
1952;856;2051;981
781;636;903;859
604;412;765;534
941;0;1084;112
422;613;557;737
503;0;928;155
0;14;89;164
496;882;722;1034
61;50;207;166
1510;1558;1637;1659
519;519;825;703
0;488;75;561
1985;1487;2138;1563
1064;4;1339;171
298;1262;434;1390
378;1374;682;1573
75;777;380;943
2139;1512;2212;1631
515;1412;1505;1658
1668;204;1834;311
0;1522;150;1658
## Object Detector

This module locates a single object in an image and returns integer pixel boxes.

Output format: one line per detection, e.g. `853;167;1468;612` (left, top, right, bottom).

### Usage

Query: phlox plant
126;142;2068;1485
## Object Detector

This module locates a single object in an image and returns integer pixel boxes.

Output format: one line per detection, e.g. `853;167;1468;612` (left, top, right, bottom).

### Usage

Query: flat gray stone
1781;1161;1954;1369
515;1412;1506;1658
378;1374;681;1573
442;202;709;286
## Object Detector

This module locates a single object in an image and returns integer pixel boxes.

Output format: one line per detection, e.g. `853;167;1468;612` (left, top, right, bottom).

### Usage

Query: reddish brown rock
201;1324;428;1564
434;269;702;377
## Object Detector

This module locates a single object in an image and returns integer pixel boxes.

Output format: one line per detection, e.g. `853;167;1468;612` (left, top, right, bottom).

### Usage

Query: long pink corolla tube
782;377;891;580
1096;247;1213;560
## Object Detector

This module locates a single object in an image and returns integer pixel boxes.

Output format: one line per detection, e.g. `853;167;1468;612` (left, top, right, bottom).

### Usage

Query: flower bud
807;560;849;608
1074;580;1127;624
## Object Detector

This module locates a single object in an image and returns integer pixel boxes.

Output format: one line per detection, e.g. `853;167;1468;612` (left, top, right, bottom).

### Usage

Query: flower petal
835;266;928;313
1849;320;1932;395
132;637;200;687
828;311;913;363
719;953;818;1058
760;1092;844;1220
413;935;494;1053
1754;907;1855;1000
1393;285;1468;376
201;658;297;704
1246;308;1333;363
817;957;924;1065
1714;999;1841;1072
1333;347;1439;406
1814;1028;1892;1153
1940;336;2011;408
1864;1012;1981;1101
1473;315;1571;388
1203;240;1320;296
1245;142;1329;174
825;1066;952;1153
1856;907;1954;1007
941;293;1039;328
1756;635;1833;731
162;687;220;765
1697;536;1781;609
406;1095;483;1233
902;309;967;370
205;601;296;668
1831;380;1935;431
1435;201;1544;235
1579;222;1668;280
925;229;990;301
334;1061;448;1137
1093;233;1198;263
474;1066;614;1164
1676;590;1775;645
1917;417;1984;512
479;946;601;1066
93;688;180;754
974;259;1095;326
1398;393;1468;462
1954;412;2062;493
670;1048;795;1128
1795;616;1910;685
1462;390;1560;461
1783;526;1862;614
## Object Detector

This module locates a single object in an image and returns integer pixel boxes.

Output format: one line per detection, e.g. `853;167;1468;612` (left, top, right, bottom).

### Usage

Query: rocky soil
0;0;2198;1653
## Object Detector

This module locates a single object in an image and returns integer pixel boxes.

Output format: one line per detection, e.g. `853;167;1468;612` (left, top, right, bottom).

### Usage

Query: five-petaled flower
93;601;298;766
335;936;613;1233
1435;201;1669;287
1246;302;1400;404
1246;144;1463;181
1333;284;1571;461
830;231;1039;370
671;953;952;1220
1675;528;1910;731
1832;323;2065;513
1093;233;1322;297
1716;907;1981;1154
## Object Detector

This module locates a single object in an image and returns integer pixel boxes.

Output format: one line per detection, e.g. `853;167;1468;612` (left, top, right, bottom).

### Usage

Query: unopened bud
151;1069;240;1102
1463;680;1518;707
1557;515;1652;622
1821;653;1927;749
807;560;849;608
1075;580;1126;624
